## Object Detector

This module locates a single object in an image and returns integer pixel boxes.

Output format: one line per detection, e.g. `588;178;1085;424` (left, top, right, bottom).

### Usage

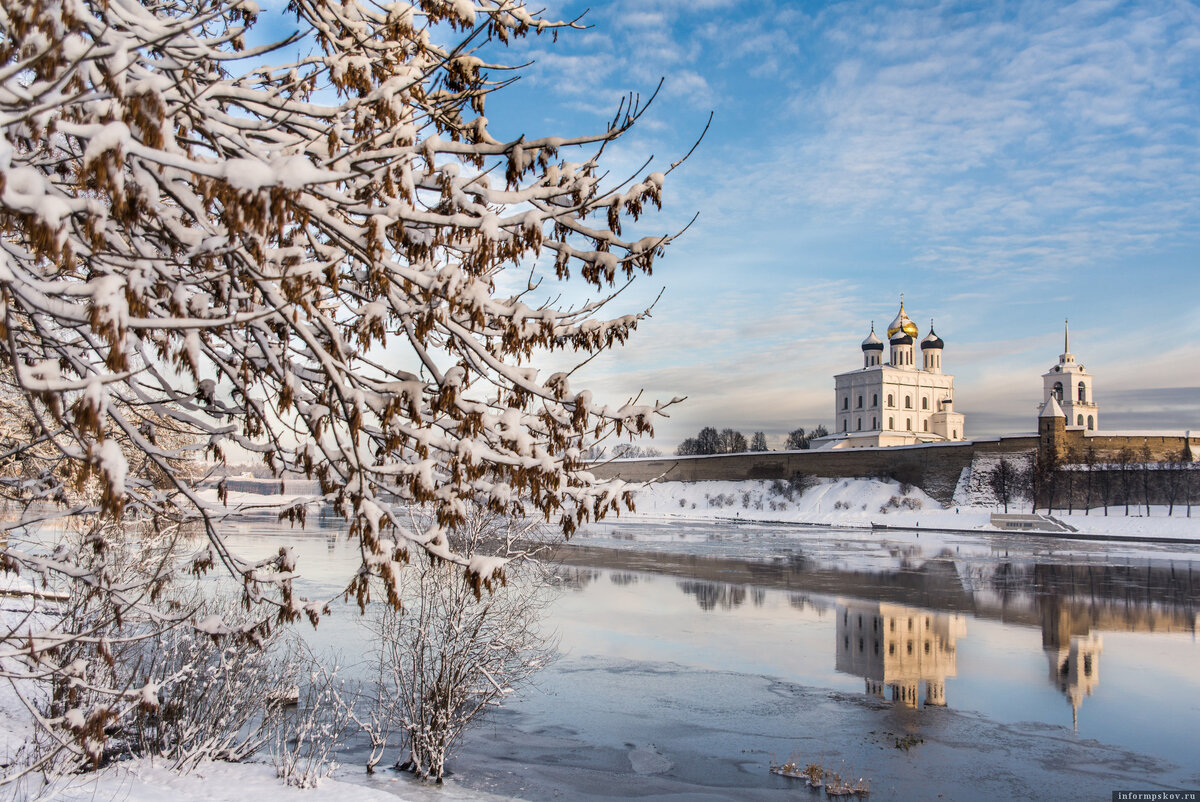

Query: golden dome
886;300;919;339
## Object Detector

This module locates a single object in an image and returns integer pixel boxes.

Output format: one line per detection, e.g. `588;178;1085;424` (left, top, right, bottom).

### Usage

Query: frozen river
222;516;1200;800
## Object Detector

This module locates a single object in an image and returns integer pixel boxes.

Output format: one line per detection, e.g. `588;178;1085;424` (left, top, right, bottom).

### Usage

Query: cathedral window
887;394;894;407
1053;381;1063;401
888;417;894;429
843;397;849;410
921;397;928;410
857;418;862;431
872;417;877;429
923;420;928;432
1077;414;1083;425
905;396;912;409
906;418;912;431
857;395;863;408
1078;381;1086;402
1087;416;1094;430
842;420;847;432
872;393;878;406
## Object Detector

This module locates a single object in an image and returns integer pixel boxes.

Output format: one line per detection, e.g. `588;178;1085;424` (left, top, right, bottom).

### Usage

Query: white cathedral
828;299;966;449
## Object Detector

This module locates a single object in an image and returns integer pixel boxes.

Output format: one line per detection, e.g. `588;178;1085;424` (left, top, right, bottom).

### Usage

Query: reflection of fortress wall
836;600;966;708
558;547;1200;641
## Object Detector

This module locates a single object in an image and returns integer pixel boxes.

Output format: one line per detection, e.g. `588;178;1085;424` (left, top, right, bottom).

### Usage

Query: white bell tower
1041;320;1099;431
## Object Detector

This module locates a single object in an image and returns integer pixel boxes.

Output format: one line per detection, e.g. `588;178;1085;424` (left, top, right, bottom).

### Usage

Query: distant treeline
676;426;829;456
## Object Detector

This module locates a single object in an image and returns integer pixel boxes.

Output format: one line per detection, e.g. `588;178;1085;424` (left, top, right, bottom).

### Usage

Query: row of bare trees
987;447;1196;516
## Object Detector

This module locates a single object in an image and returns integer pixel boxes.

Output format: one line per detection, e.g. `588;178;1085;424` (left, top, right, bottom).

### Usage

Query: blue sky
478;0;1200;448
254;0;1200;449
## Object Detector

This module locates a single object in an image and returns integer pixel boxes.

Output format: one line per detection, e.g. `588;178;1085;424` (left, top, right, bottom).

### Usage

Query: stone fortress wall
591;430;1199;504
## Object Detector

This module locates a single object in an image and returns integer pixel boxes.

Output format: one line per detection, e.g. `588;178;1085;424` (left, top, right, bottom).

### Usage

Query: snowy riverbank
46;758;508;802
616;477;1200;542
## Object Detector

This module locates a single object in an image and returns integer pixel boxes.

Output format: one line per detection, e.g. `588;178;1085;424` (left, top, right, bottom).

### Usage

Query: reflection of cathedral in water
835;601;967;708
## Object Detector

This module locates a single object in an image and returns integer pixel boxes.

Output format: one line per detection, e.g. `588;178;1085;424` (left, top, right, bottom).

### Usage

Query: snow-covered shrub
268;658;358;789
768;480;794;501
123;604;297;772
879;496;923;513
360;512;556;782
13;517;291;778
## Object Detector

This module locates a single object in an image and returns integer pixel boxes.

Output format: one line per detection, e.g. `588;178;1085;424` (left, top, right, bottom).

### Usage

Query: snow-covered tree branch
0;0;686;601
0;0;690;777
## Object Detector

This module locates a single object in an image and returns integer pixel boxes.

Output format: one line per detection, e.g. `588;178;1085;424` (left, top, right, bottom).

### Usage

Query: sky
257;0;1200;451
473;0;1200;450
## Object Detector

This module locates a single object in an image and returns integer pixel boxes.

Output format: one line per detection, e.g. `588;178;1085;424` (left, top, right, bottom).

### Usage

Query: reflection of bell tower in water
835;601;967;709
1040;597;1103;731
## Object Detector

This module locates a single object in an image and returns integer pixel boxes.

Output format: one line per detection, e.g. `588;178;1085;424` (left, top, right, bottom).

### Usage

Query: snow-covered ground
191;478;1200;541
46;758;508;802
620;477;1200;541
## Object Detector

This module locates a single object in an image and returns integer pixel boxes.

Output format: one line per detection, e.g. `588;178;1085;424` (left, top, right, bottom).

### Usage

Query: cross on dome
886;297;919;339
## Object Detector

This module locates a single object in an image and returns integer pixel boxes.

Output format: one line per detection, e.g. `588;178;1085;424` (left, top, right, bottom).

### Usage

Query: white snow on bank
193;487;322;514
619;478;1200;541
628;478;936;526
48;758;509;802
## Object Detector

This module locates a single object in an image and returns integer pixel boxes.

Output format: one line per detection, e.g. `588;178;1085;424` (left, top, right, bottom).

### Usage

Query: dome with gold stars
886;300;919;340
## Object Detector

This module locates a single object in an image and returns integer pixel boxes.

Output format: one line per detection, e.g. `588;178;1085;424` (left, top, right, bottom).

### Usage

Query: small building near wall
824;299;966;449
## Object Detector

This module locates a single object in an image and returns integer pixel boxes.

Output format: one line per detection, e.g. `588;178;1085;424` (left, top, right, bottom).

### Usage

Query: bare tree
1062;447;1080;514
1081;443;1098;515
1140;443;1154;516
1161;447;1188;517
717;428;747;454
0;0;692;774
1116;447;1138;516
1095;455;1113;517
362;512;554;782
784;426;828;450
677;426;720;456
989;458;1018;514
749;432;768;452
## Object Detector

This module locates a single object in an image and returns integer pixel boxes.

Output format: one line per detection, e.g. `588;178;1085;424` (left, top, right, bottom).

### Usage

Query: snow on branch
0;0;692;626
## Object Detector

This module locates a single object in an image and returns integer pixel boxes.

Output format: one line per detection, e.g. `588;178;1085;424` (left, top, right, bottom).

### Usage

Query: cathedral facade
830;300;965;449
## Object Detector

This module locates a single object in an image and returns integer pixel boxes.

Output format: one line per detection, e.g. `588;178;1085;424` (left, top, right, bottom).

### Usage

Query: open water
221;516;1200;800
